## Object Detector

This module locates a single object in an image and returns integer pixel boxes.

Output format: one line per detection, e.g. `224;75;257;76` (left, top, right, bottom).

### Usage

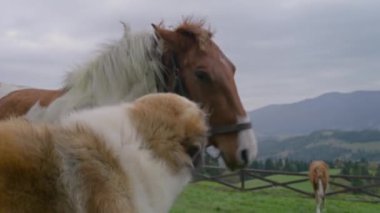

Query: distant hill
258;129;380;162
250;91;380;138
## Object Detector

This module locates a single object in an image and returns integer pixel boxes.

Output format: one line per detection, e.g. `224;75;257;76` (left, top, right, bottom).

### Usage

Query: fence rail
194;167;380;202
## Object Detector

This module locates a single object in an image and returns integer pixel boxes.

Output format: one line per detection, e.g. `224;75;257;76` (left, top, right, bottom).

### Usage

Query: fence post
240;169;245;191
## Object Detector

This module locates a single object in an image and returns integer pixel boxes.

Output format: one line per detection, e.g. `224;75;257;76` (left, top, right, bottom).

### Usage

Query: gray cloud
1;0;379;110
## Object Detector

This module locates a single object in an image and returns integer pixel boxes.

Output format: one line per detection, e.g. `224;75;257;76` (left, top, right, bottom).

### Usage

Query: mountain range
250;90;380;138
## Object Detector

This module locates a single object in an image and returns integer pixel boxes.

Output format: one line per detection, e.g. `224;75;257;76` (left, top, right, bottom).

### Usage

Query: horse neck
63;31;165;106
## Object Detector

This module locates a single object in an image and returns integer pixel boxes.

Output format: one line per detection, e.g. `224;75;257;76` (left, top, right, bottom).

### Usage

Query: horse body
0;82;25;99
309;160;329;213
0;88;65;120
0;19;257;170
0;93;208;213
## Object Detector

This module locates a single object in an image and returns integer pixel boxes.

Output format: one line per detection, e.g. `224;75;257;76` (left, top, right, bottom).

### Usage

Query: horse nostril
241;149;249;165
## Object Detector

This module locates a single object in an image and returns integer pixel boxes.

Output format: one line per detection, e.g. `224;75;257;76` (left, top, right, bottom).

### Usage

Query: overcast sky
1;0;379;110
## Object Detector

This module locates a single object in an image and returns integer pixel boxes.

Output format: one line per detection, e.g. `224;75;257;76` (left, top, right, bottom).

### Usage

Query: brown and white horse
0;19;257;170
309;160;329;213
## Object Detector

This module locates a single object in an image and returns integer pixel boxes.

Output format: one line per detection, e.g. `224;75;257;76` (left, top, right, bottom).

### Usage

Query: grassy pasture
171;170;379;213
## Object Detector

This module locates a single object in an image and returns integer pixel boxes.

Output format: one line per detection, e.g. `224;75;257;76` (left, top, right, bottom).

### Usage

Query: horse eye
194;70;211;82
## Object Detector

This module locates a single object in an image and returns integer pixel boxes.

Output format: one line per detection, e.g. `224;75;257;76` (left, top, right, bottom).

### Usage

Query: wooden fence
194;166;380;202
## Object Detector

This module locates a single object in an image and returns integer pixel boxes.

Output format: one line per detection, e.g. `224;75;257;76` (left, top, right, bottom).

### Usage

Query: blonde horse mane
64;24;165;105
25;24;166;122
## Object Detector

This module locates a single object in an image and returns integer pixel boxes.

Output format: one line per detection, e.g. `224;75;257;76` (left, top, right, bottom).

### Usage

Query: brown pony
0;19;257;170
309;160;329;213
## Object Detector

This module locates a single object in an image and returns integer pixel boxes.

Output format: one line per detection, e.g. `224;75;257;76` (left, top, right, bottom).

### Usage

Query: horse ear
152;24;181;51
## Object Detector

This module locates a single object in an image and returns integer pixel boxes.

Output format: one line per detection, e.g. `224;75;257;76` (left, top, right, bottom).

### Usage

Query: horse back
309;160;329;191
0;88;65;120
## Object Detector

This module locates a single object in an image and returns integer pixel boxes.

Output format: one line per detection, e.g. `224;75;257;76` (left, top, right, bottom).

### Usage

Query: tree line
335;158;380;188
249;158;310;172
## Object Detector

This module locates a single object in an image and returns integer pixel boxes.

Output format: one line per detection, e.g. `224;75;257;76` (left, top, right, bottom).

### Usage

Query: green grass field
170;171;379;213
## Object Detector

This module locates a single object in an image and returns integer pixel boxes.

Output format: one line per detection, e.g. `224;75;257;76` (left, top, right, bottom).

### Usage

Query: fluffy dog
0;93;208;213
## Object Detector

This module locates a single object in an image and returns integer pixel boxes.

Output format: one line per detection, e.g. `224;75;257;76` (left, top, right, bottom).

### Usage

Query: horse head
152;19;257;170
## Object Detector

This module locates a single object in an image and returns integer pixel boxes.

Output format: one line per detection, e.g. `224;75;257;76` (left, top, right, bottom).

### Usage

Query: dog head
128;93;208;173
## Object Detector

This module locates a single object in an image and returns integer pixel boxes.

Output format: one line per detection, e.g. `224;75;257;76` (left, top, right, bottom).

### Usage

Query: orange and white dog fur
0;93;208;213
